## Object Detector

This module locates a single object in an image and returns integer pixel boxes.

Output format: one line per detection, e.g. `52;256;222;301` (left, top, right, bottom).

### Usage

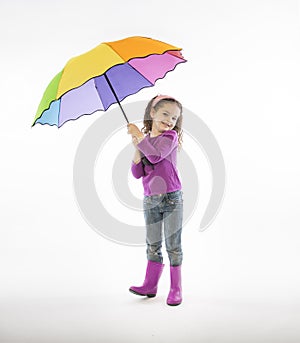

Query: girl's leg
163;191;183;306
144;196;164;263
128;196;165;298
163;192;183;266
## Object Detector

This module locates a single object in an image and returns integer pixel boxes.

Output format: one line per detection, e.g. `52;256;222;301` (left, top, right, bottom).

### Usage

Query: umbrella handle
104;74;129;123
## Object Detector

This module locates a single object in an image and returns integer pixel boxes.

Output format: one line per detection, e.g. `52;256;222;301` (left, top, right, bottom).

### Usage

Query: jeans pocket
166;191;183;205
143;196;152;210
143;195;161;210
143;196;151;204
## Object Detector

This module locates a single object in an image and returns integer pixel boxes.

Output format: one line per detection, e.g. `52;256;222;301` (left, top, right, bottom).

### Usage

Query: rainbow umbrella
32;36;186;127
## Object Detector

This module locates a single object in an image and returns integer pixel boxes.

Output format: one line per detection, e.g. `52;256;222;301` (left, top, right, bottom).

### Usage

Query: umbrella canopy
32;36;186;127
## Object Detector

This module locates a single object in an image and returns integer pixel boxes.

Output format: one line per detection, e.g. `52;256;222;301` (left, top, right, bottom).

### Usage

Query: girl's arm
137;130;178;164
131;159;144;179
129;132;145;179
132;140;142;164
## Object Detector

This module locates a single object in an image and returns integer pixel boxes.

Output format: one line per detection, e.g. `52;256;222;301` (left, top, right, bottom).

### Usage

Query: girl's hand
127;123;144;143
132;136;140;146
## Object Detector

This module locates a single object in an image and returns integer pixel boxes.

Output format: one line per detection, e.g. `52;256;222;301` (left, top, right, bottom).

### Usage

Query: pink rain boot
129;260;164;298
167;265;182;306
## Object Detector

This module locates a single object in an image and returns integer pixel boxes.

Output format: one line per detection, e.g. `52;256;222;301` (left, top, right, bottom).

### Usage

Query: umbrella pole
104;74;129;123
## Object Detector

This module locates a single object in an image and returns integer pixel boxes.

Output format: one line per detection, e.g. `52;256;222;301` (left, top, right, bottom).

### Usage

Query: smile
161;121;172;128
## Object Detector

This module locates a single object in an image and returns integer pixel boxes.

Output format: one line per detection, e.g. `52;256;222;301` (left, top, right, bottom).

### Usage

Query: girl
127;95;184;306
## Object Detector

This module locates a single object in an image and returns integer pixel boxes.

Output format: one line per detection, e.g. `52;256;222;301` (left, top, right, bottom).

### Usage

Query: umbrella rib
125;62;154;85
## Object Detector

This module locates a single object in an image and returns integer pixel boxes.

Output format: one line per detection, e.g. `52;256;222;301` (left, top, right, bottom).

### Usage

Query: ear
150;108;156;119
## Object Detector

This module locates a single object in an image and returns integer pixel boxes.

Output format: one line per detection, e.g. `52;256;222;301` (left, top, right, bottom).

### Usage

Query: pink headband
152;95;175;108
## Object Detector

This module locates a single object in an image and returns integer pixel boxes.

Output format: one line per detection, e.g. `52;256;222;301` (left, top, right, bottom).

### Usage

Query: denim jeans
143;190;183;266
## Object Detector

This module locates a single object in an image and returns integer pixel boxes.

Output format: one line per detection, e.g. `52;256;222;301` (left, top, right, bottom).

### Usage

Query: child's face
150;102;181;134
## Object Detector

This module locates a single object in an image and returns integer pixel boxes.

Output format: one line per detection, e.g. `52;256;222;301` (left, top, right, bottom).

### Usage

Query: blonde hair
141;96;183;149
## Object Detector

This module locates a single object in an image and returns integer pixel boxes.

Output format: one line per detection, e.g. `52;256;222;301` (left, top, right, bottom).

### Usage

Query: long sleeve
137;130;178;164
131;161;145;179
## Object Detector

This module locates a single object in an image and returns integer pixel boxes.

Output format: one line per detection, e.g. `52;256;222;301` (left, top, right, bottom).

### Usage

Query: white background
1;0;300;342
